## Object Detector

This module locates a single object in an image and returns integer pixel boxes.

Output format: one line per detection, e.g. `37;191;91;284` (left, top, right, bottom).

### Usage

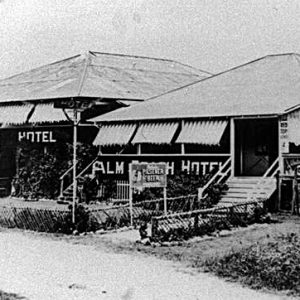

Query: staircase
58;158;97;202
199;157;280;207
217;176;277;207
59;176;85;202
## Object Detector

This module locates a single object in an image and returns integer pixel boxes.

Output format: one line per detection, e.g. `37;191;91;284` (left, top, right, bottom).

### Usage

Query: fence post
129;187;133;227
198;188;204;201
189;196;194;211
163;187;167;215
151;217;158;238
229;206;234;223
194;213;199;233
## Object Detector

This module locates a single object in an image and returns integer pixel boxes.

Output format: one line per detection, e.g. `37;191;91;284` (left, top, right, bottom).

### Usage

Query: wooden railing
197;157;232;200
59;158;98;198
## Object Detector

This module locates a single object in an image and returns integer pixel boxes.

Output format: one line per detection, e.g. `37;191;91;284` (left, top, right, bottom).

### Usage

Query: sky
0;0;300;79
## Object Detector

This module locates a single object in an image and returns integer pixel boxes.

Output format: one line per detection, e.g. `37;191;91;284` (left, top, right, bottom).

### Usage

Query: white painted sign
18;131;57;143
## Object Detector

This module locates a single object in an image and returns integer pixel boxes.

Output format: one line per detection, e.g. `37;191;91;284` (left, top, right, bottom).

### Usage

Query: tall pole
129;163;133;227
72;109;78;224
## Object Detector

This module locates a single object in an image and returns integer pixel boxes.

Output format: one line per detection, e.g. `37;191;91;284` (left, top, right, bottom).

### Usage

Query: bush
14;140;97;200
204;233;300;295
53;204;100;234
133;171;212;202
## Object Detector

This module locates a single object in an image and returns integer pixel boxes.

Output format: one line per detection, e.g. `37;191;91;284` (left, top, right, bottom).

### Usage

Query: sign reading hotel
18;131;57;143
92;155;226;178
130;163;167;188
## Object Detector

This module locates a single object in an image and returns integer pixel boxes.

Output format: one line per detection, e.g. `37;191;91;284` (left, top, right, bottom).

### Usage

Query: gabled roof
92;53;300;122
0;51;211;103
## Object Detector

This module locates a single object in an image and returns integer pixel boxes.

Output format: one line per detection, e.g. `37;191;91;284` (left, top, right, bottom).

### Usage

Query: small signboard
54;99;95;111
279;115;289;153
130;162;167;188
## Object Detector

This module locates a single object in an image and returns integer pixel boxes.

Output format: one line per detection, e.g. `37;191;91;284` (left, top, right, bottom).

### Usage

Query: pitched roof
92;53;300;122
0;51;210;103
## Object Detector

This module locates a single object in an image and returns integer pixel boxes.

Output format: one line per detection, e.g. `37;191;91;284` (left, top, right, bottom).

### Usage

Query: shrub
204;233;300;295
14;140;97;200
133;171;212;202
53;204;100;234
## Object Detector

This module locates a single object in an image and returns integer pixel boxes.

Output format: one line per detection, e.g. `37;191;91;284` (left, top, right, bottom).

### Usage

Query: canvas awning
0;104;33;125
176;120;228;145
93;124;136;146
131;122;178;144
29;103;68;123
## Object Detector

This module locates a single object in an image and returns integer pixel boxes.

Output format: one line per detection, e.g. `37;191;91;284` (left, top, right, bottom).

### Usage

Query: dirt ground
0;215;298;300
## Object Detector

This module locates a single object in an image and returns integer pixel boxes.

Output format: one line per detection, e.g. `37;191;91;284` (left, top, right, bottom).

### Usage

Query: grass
203;233;300;296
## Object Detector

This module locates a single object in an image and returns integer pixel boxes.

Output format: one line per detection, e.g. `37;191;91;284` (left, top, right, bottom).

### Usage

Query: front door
235;118;278;176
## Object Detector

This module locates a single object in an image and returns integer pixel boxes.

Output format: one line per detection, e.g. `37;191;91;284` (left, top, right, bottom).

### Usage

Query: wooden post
72;109;78;225
230;118;235;176
194;213;199;232
291;168;297;215
129;163;133;227
151;217;158;238
163;187;167;215
129;187;133;227
181;144;185;155
277;174;282;211
189;196;194;211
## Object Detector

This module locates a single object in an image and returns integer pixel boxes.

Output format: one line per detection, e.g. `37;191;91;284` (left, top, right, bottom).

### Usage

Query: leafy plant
14;139;97;200
133;171;211;201
53;204;100;234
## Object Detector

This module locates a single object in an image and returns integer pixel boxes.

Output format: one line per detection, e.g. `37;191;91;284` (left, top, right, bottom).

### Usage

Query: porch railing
59;158;98;198
197;157;232;200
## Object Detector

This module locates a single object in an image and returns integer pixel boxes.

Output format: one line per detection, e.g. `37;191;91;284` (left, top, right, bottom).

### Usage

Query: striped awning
176;120;228;145
93;123;136;146
0;104;33;125
29;103;68;123
132;122;178;144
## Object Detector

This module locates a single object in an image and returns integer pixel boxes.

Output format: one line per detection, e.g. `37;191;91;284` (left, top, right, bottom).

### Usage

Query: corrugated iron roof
0;104;33;125
93;123;136;146
29;103;68;123
0;51;210;103
176;120;228;145
131;122;178;144
92;53;300;122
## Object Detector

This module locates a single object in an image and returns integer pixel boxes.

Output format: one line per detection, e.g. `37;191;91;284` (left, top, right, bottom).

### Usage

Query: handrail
198;157;231;200
263;157;279;178
59;162;77;180
59;157;99;197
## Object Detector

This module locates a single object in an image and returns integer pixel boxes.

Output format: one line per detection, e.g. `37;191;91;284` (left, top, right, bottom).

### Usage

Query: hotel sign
92;155;227;178
54;99;95;110
18;130;57;143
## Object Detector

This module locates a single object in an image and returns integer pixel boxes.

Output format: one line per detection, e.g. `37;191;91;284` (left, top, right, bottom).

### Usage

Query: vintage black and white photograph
0;0;299;299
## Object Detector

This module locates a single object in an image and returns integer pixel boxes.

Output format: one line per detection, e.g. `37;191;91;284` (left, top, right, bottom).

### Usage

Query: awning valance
176;120;228;145
29;103;68;123
93;124;136;146
131;122;178;144
0;104;33;125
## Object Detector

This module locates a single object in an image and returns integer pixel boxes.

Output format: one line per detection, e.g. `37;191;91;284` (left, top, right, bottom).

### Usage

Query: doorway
235;118;278;176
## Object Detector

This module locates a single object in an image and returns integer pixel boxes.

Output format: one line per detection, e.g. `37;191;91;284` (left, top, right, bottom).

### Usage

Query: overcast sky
0;0;299;79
